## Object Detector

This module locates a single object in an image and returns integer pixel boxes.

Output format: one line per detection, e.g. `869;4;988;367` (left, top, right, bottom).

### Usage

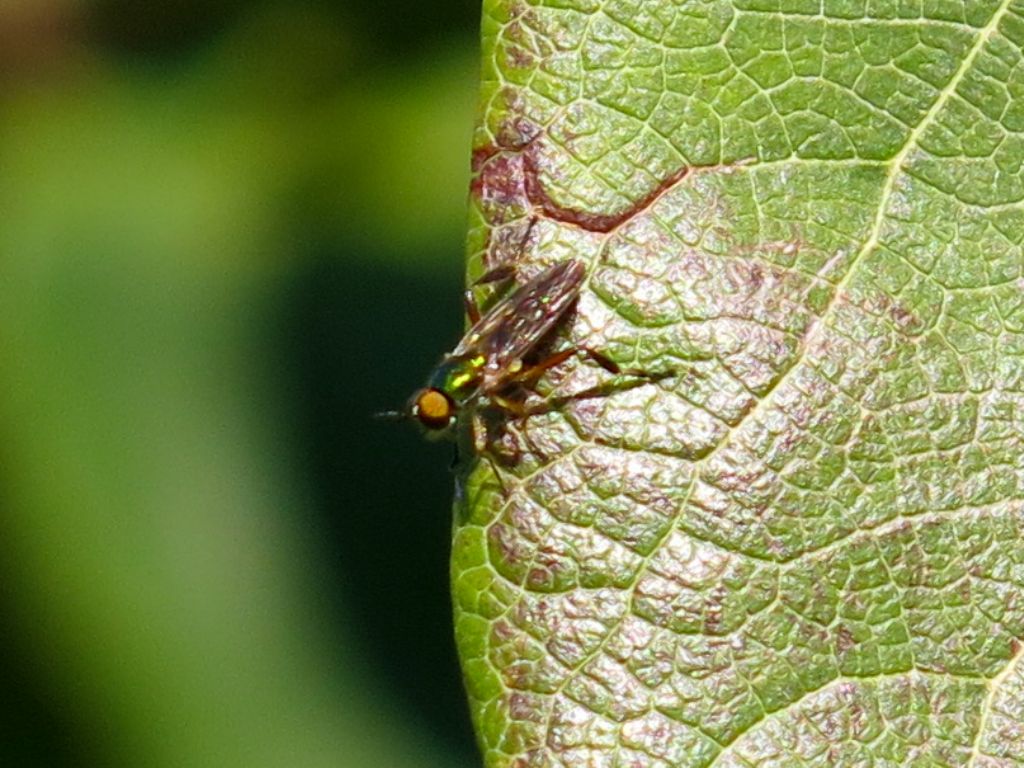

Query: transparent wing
454;259;586;372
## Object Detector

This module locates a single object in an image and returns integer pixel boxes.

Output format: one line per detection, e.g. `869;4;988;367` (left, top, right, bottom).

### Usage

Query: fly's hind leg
464;264;517;323
507;348;576;389
577;347;674;383
504;346;672;395
465;216;541;322
509;350;685;421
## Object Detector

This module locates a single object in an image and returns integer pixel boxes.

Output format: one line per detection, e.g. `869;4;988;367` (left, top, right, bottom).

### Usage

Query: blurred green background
0;0;481;765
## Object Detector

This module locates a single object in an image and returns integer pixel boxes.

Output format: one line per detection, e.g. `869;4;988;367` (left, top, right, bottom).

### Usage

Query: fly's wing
454;259;586;371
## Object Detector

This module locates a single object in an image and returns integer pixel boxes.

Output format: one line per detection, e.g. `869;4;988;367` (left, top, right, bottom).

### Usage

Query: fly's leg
484;394;557;470
471;408;490;454
465;216;541;322
506;348;576;388
463;292;481;325
469;408;514;495
481;348;679;477
577;347;673;383
475;264;517;286
507;349;685;420
480;346;672;441
506;346;671;393
464;264;517;323
537;363;703;420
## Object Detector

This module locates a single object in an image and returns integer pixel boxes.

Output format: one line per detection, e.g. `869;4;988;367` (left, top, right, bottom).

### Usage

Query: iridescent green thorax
427;353;486;404
404;259;588;438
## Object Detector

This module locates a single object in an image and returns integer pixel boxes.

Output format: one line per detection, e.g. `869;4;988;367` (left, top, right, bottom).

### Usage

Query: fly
407;259;585;439
389;256;663;459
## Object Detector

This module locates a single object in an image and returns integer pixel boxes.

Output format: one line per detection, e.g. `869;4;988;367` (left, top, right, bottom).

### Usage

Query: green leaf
453;0;1024;765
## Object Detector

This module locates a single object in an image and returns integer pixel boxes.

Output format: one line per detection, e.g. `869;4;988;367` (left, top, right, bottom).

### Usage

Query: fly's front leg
489;392;559;469
470;408;489;454
469;408;515;495
473;406;524;473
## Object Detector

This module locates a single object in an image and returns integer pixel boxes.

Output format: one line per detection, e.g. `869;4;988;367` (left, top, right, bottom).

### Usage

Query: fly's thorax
406;355;484;437
404;259;588;447
427;353;485;404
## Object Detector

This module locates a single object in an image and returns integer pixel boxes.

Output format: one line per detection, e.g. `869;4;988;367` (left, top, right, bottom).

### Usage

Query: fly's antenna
372;409;407;422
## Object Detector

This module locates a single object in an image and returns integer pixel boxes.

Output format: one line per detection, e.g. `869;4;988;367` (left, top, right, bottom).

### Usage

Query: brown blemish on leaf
862;290;924;336
508;692;544;722
703;584;729;635
747;261;765;292
488;521;533;581
472;143;501;174
473;151;531;225
835;624;856;653
831;284;923;338
505;43;535;71
521;143;691;233
470;117;695;239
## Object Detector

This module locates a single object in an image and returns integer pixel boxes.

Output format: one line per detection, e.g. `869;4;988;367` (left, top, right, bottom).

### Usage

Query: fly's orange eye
412;388;455;430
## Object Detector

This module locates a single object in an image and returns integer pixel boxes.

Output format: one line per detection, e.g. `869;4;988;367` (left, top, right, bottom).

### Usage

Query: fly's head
409;387;458;439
